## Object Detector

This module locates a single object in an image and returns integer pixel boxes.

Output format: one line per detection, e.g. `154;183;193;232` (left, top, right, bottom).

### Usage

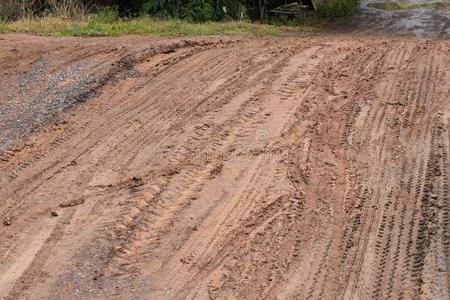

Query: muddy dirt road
0;29;450;299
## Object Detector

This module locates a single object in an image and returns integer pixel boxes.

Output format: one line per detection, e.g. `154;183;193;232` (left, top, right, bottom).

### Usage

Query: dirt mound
0;34;449;299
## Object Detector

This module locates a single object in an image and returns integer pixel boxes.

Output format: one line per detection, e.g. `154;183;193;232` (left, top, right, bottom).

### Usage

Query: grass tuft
367;1;450;11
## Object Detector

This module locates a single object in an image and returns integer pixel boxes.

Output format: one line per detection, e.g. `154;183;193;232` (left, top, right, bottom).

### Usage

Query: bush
0;0;90;21
0;0;357;23
47;0;89;18
0;0;28;21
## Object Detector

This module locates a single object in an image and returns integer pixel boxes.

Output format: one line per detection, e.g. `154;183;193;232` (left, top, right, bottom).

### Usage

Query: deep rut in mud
0;34;449;299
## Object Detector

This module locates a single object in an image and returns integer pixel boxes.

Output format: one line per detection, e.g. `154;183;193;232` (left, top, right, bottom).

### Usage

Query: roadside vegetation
0;0;358;36
0;16;317;36
367;1;450;11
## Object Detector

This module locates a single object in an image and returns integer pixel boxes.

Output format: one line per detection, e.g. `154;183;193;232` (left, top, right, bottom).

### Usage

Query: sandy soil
0;23;449;300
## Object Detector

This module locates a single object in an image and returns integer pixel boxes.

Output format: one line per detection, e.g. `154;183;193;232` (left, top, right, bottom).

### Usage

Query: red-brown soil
0;33;449;299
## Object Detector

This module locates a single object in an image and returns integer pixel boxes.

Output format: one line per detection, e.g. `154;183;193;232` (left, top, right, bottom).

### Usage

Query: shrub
141;0;246;21
0;0;29;21
47;0;89;18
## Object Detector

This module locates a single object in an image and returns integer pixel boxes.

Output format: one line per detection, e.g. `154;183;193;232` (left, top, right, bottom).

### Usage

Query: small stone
50;211;59;217
60;198;85;208
3;217;12;226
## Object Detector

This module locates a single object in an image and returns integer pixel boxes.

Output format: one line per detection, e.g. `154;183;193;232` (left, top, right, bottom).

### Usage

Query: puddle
367;1;450;10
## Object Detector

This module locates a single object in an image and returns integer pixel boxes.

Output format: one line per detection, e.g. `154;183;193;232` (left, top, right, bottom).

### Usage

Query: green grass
367;1;450;10
0;16;317;37
0;22;7;33
316;0;358;18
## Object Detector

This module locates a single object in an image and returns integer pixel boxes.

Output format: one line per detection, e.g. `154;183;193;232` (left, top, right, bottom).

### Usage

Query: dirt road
0;28;449;299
